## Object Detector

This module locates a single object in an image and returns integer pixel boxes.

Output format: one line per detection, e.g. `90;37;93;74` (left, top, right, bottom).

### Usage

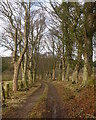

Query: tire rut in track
46;82;68;118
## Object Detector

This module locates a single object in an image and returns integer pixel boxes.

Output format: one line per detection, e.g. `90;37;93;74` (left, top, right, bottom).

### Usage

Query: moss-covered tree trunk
23;52;28;88
83;36;93;83
65;63;70;81
21;61;24;81
28;61;32;84
82;2;96;83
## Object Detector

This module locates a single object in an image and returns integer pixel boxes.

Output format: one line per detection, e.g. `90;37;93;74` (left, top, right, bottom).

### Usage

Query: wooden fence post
2;82;5;103
5;83;10;98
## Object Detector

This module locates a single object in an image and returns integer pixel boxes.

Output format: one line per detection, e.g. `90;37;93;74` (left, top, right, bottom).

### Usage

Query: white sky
0;48;11;57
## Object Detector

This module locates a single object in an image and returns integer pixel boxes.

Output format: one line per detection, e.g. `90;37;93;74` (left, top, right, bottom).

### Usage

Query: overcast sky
0;0;96;61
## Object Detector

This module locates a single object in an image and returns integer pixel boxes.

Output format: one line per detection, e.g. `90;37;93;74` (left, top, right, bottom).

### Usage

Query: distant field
2;57;21;81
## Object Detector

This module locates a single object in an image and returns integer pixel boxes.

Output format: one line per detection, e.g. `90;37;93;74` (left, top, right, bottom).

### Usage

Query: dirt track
3;82;68;118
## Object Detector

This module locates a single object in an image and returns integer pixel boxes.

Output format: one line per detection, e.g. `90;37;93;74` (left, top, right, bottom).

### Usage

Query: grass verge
53;79;95;118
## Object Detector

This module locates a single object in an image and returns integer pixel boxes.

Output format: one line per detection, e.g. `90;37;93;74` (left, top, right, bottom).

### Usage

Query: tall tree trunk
13;28;18;92
28;61;32;84
83;2;95;83
13;46;28;92
65;63;70;81
12;4;28;92
23;52;28;88
72;44;82;83
52;68;55;80
83;36;93;83
32;63;35;84
62;36;65;81
32;69;35;84
62;58;65;81
13;63;19;91
21;61;24;81
83;52;88;83
72;64;79;83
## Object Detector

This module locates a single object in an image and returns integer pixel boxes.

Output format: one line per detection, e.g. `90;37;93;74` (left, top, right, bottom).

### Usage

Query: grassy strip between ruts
2;82;41;116
28;83;48;118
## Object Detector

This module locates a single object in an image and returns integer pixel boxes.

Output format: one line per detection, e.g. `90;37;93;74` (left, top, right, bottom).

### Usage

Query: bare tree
0;1;30;91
